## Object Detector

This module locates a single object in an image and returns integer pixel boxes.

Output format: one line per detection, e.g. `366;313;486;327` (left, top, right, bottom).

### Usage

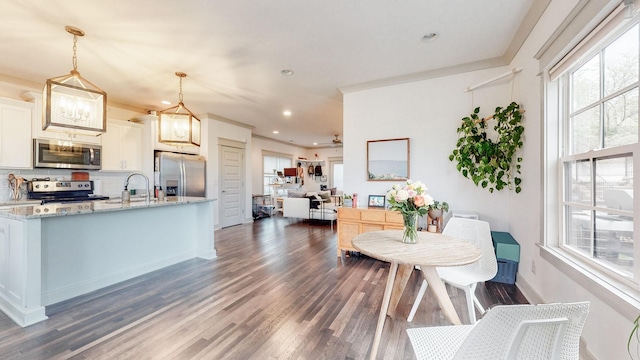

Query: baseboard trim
515;274;544;304
0;293;47;327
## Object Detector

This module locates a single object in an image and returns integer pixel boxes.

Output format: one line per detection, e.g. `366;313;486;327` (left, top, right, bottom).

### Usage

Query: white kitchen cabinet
21;91;102;145
101;120;143;171
0;98;33;169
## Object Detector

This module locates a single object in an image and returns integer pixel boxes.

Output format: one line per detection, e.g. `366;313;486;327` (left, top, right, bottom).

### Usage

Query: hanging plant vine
449;102;524;193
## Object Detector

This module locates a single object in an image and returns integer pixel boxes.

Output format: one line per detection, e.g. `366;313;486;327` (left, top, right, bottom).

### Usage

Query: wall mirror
366;138;410;181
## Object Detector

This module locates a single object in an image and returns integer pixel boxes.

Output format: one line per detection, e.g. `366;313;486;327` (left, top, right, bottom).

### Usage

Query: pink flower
413;195;425;207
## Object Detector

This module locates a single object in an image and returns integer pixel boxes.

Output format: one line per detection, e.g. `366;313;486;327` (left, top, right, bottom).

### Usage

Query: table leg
420;266;461;325
387;264;413;317
370;261;398;360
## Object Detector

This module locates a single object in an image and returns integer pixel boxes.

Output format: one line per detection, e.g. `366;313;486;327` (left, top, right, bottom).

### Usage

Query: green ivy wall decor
449;102;524;193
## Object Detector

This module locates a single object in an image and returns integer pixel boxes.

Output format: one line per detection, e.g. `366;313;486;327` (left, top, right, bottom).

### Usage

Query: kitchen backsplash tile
1;168;150;201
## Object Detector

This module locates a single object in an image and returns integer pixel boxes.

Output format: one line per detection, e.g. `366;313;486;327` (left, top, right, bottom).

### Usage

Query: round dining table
352;230;482;360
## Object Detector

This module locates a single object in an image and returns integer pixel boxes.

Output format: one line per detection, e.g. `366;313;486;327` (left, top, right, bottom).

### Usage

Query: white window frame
541;4;640;317
262;151;292;195
557;18;639;285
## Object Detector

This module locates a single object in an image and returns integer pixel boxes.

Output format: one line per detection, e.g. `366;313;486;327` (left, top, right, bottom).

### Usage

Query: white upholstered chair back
441;217;497;279
408;218;498;323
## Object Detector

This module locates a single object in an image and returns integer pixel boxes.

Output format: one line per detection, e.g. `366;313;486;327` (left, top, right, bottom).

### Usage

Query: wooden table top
352;230;482;267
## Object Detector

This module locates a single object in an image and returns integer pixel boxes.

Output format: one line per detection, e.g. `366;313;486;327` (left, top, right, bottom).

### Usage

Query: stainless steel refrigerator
156;152;206;197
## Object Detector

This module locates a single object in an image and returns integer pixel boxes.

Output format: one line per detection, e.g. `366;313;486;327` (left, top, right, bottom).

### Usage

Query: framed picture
367;138;410;181
368;195;386;208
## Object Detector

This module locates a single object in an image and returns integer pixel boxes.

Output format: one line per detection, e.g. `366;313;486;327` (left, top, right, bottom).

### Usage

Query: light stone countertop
0;196;213;220
0;199;42;207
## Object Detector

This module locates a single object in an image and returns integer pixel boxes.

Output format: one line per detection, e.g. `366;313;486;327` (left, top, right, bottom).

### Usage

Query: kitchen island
0;196;216;327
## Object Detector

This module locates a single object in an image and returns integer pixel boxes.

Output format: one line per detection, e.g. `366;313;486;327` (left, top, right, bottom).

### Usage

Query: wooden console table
336;207;403;257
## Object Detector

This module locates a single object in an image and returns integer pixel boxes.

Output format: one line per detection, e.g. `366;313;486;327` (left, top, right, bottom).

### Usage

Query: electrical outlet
531;260;536;275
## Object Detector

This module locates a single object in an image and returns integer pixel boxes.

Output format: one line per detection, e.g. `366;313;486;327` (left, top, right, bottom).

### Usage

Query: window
263;153;292;195
559;22;639;281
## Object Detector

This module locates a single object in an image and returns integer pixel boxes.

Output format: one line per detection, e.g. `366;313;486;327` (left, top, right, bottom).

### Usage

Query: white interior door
220;145;244;228
329;158;344;192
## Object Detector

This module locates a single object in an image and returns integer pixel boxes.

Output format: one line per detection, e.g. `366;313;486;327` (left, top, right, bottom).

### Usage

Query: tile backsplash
1;169;150;201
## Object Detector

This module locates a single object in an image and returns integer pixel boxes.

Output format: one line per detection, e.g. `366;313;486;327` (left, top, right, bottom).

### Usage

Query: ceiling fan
316;134;343;147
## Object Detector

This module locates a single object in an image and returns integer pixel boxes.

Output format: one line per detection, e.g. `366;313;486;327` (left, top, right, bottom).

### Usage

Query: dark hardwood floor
0;216;527;360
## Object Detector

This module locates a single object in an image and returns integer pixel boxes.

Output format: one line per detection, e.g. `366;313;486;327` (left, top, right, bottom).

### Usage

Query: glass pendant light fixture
43;26;106;136
158;72;201;147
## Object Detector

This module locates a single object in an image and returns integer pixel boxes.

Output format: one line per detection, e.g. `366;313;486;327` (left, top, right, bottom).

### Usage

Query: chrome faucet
124;172;150;201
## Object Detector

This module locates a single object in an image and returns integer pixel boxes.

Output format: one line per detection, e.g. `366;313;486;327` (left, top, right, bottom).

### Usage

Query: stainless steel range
27;179;109;204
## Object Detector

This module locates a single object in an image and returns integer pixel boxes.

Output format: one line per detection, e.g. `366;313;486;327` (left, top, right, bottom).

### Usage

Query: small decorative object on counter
427;200;449;233
6;174;25;200
386;180;434;244
352;193;358;208
71;172;89;180
343;194;353;207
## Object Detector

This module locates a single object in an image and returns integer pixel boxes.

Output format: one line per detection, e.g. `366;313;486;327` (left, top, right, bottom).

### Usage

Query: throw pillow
329;187;337;195
288;191;306;198
306;195;319;209
318;190;331;203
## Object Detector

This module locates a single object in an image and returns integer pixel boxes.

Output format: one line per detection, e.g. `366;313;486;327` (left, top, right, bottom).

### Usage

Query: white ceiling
0;0;537;148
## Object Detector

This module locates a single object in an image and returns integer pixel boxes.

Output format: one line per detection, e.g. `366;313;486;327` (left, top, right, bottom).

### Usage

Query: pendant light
43;26;106;136
158;72;201;147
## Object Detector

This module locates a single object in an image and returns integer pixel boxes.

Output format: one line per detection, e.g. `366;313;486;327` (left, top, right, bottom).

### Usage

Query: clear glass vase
402;211;419;244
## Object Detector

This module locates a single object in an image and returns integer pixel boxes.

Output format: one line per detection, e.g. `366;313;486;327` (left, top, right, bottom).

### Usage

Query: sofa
283;191;339;229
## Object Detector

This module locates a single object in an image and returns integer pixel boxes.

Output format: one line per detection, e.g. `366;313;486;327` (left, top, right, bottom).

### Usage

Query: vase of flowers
386;180;434;243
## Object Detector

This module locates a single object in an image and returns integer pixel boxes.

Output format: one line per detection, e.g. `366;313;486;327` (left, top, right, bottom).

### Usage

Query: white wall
343;67;515;231
342;0;635;358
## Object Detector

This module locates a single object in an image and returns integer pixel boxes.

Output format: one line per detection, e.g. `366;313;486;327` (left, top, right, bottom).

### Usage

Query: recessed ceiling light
421;32;439;43
313;142;318;146
273;130;279;134
161;100;171;105
281;69;294;76
283;110;292;117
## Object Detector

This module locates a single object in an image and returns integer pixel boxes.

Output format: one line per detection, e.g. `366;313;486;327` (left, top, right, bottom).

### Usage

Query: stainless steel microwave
34;139;102;170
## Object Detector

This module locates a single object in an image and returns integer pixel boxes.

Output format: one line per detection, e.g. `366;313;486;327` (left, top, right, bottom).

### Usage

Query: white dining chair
407;217;497;324
406;301;590;360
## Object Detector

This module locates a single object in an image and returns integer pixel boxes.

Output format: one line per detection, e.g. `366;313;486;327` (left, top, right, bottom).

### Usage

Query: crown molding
339;57;508;94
